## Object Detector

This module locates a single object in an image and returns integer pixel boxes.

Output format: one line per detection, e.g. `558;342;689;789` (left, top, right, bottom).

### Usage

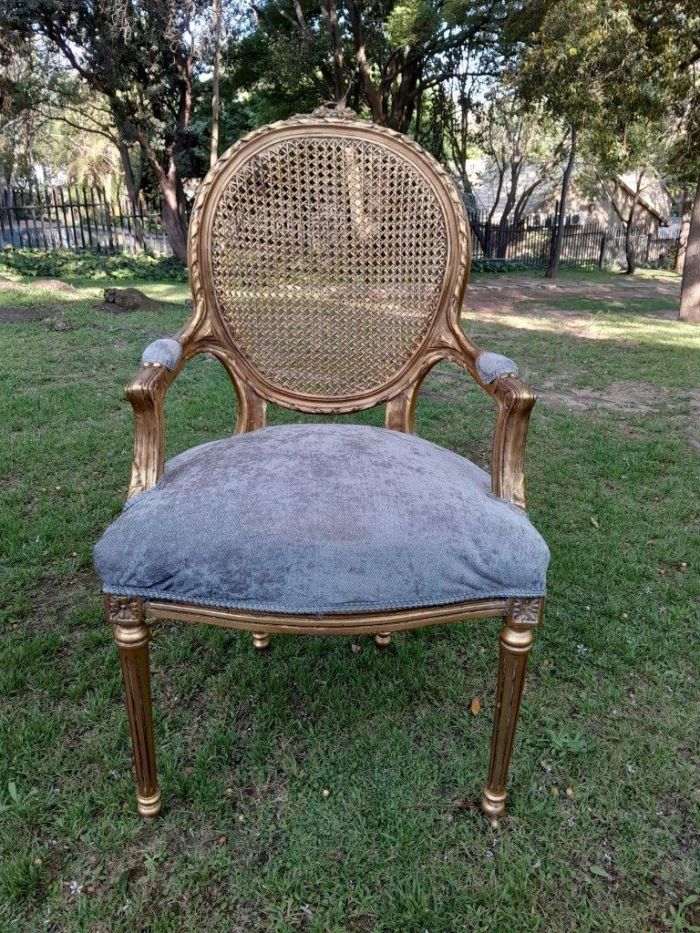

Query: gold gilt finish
109;107;544;824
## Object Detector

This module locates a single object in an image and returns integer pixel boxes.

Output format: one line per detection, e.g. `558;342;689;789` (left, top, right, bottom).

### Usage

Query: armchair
94;107;549;825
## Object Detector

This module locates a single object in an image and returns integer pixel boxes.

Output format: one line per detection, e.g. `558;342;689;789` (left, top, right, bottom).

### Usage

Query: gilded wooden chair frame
105;109;544;825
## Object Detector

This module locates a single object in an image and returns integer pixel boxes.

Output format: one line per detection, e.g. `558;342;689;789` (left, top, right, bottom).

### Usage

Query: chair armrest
125;338;185;499
490;373;536;511
141;338;183;371
445;339;534;509
475;351;519;384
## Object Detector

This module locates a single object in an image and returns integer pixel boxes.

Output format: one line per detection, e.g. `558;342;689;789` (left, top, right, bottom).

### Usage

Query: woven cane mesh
210;134;449;397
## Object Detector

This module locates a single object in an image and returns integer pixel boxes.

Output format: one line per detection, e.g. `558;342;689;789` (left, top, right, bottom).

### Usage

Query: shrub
470;259;533;273
0;248;188;282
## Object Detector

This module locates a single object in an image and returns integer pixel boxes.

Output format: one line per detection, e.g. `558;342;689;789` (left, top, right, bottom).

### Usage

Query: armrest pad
476;351;518;384
141;338;182;371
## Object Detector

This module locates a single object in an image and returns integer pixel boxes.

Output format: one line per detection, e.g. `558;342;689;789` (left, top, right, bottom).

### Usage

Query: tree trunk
159;163;188;263
325;0;345;102
210;0;222;168
624;216;637;274
546;125;577;279
675;187;691;275
679;175;700;322
116;141;146;250
623;174;644;275
495;161;523;259
346;0;383;123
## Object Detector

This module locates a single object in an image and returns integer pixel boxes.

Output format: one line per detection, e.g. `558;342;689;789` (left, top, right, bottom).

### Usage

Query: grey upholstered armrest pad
476;351;519;384
141;338;182;371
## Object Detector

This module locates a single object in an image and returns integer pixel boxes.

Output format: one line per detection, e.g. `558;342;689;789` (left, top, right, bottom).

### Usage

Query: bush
0;248;188;282
470;259;534;274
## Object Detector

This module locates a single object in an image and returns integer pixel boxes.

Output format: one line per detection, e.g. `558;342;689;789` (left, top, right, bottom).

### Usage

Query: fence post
598;232;607;269
645;232;653;266
0;188;5;249
103;195;116;253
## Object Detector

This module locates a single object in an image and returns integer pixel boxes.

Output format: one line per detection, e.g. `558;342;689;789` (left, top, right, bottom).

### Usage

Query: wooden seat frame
105;108;544;826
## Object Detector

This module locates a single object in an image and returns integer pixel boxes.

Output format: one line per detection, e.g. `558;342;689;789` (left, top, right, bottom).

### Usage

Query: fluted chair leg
107;596;161;821
481;597;542;825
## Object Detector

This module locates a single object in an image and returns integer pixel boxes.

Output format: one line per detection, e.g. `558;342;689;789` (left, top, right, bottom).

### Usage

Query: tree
238;0;521;132
679;178;700;322
210;0;223;168
0;0;219;261
624;0;700;318
515;0;651;277
477;90;564;258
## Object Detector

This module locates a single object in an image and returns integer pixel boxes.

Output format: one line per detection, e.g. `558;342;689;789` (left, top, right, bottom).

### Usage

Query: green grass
0;268;698;931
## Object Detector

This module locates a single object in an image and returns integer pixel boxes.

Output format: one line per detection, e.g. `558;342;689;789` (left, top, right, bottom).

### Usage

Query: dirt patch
32;278;77;293
469;275;681;303
539;382;700;448
539;380;681;415
0;305;61;324
0;278;76;294
96;287;176;313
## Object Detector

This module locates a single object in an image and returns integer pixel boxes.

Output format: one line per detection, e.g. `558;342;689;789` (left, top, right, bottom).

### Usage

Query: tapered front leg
106;596;161;820
481;597;543;824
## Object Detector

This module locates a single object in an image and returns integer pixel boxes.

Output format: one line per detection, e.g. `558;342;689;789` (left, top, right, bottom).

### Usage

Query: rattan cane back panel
197;120;462;401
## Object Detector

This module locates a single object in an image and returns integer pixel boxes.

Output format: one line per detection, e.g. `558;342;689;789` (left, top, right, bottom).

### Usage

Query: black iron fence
0;184;681;271
468;212;679;271
0;185;170;255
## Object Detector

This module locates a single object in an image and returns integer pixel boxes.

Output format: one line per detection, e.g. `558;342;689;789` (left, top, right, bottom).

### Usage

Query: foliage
0;0;235;261
229;0;525;132
625;0;700;185
0;248;188;282
471;259;532;273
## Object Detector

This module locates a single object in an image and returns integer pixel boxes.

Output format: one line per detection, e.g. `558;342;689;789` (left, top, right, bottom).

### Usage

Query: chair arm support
125;342;184;499
490;374;536;511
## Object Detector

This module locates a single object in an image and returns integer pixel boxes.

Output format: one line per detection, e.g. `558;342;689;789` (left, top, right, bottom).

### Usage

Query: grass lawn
0;262;698;931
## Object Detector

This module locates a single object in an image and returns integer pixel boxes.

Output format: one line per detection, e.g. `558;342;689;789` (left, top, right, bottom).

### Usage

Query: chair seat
94;424;549;615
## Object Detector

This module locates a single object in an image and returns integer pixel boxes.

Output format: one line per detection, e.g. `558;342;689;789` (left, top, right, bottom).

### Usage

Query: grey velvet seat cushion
94;424;549;614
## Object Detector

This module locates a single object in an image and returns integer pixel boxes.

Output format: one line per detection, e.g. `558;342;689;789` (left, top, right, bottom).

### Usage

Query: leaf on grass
470;697;481;716
455;797;477;812
590;865;614;881
7;782;19;803
590;517;599;529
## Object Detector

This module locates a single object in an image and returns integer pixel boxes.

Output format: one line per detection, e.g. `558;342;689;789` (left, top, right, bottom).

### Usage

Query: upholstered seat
95;424;548;615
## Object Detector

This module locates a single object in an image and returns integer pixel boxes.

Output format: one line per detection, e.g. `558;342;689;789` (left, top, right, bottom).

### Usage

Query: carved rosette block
107;596;161;820
510;597;544;626
481;597;543;823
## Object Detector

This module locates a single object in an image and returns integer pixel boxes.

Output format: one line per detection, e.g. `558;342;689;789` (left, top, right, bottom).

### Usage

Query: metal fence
0;185;171;255
468;213;679;271
0;185;680;271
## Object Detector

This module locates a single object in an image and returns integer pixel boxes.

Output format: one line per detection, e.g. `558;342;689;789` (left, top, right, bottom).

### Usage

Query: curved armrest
445;336;534;510
490;373;536;511
125;338;186;499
